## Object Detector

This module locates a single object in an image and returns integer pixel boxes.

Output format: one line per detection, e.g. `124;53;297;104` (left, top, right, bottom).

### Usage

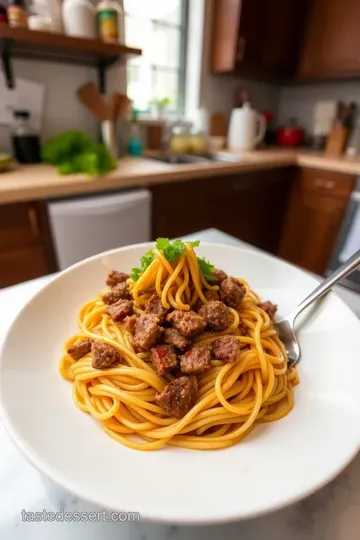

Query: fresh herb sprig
197;257;214;280
130;238;211;282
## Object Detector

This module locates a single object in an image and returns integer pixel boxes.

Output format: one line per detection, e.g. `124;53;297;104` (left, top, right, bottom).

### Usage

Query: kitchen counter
1;229;360;540
2;149;360;205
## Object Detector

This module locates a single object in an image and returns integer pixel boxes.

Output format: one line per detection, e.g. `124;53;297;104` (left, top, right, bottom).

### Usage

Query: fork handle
289;248;360;323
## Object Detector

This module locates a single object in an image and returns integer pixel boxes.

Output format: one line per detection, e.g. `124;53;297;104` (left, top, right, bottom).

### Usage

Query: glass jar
169;125;190;154
11;110;41;164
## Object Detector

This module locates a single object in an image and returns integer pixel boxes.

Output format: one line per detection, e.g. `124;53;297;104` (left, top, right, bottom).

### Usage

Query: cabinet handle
28;207;40;237
236;36;246;62
314;178;335;190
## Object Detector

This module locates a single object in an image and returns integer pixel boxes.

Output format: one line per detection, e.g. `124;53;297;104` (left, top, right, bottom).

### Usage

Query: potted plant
150;97;171;119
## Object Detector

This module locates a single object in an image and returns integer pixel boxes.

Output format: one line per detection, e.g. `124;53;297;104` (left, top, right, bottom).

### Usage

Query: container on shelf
96;0;124;43
0;4;8;23
7;0;27;27
62;0;96;39
11;110;41;164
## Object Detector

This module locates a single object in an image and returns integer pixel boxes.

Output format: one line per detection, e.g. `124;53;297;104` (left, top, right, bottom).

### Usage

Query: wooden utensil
77;83;108;121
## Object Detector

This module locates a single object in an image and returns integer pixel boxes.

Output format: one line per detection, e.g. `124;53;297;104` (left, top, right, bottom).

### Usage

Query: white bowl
1;242;360;524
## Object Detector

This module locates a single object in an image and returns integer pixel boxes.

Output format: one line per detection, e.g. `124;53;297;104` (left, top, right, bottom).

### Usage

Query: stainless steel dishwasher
47;189;152;270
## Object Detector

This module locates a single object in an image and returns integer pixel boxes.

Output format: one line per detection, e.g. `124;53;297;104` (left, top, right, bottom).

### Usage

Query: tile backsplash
277;81;360;132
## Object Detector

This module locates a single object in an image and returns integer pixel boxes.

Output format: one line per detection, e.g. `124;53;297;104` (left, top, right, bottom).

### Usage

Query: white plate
1;243;360;525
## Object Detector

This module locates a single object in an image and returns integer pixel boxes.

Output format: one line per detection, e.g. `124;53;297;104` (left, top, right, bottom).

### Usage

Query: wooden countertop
1;149;360;205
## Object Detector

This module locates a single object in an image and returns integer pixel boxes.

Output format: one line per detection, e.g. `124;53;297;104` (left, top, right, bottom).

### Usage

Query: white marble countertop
1;229;360;540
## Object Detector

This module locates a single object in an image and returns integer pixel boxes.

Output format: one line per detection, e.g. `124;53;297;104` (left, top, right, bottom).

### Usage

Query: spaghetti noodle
59;240;299;451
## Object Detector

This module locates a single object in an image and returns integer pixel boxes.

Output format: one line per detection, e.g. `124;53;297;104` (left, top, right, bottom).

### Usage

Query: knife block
325;126;350;157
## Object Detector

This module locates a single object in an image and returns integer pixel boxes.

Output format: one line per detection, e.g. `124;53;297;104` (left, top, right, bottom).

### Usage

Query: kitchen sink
150;153;218;164
150;153;246;164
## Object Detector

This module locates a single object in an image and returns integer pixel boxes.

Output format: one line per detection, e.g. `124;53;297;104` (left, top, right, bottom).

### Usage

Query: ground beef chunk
198;300;229;331
150;344;178;376
195;289;220;311
106;270;129;288
167;310;206;337
134;314;161;351
106;299;133;322
155;376;196;419
92;341;121;369
124;314;137;334
212;335;240;363
103;282;130;305
180;344;212;374
209;268;228;285
145;293;169;322
259;301;277;320
67;339;92;360
162;327;190;351
220;278;246;310
204;289;220;302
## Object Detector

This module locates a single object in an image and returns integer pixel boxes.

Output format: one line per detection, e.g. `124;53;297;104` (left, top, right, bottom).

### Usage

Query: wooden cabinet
298;0;360;79
211;0;307;79
150;168;293;254
0;201;57;288
278;168;356;275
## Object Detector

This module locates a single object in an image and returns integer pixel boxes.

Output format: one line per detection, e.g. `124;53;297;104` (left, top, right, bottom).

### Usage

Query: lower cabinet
278;168;356;275
0;201;57;288
150;168;294;254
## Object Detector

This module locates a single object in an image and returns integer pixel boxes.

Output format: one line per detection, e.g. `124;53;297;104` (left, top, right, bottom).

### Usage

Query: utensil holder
102;120;117;161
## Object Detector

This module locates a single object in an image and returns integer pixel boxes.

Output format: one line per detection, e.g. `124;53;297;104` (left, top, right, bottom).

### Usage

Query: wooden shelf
0;26;141;89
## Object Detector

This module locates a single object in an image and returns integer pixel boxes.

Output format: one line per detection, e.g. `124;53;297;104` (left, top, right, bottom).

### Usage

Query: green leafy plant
130;238;210;282
42;131;116;176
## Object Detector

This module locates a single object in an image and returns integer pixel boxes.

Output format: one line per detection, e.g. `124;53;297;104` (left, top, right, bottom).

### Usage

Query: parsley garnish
197;257;214;280
130;249;155;281
155;238;186;261
130;238;212;282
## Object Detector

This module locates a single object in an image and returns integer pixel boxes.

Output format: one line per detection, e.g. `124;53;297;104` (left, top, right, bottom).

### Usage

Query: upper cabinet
211;0;307;79
298;0;360;79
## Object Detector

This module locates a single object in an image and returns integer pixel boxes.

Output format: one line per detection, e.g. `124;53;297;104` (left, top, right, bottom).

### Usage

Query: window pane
124;0;181;25
124;1;185;112
125;15;152;66
153;69;179;110
127;66;153;110
150;24;180;68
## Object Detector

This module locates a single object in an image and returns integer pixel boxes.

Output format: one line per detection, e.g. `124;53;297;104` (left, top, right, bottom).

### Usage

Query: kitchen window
124;0;188;114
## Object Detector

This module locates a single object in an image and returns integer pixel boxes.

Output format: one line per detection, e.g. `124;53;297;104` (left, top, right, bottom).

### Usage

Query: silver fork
276;249;360;368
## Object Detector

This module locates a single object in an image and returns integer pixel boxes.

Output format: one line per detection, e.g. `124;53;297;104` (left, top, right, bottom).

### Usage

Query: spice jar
96;0;123;42
7;0;27;27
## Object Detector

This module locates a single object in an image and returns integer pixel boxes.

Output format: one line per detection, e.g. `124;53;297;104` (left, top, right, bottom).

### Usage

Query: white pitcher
228;102;266;151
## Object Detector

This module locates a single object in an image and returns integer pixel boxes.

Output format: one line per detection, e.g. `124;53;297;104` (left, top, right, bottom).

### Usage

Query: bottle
7;0;27;27
11;110;41;164
127;109;142;157
96;0;123;43
0;3;8;23
62;0;96;39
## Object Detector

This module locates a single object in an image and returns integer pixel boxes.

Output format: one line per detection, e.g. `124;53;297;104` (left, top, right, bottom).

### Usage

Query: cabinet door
278;181;348;275
211;0;306;78
0;246;49;288
150;168;293;255
299;0;360;78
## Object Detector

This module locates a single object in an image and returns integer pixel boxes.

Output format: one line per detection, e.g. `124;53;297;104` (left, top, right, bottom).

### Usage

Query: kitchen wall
0;60;97;153
277;81;360;132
